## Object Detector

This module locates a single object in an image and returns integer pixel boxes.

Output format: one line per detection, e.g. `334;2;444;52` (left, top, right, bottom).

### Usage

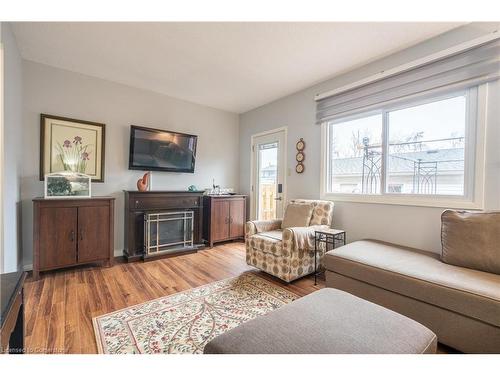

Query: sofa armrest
245;219;283;237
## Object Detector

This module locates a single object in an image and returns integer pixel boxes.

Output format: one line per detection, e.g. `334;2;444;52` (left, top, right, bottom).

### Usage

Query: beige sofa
324;239;500;353
246;199;334;282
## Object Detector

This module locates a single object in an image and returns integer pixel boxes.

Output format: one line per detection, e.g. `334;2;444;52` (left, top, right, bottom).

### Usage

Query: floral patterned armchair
245;199;334;282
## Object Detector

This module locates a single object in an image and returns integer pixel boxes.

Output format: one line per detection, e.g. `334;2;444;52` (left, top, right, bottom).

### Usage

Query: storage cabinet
33;197;115;280
203;195;247;247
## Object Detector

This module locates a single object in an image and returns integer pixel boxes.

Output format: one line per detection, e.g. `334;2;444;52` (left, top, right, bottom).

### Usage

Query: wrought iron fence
360;137;464;194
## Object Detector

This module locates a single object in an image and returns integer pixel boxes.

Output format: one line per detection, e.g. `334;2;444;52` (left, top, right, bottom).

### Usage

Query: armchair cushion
290;199;334;226
281;203;314;229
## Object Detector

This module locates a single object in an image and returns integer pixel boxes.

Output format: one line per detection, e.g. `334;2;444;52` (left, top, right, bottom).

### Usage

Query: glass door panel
257;142;278;220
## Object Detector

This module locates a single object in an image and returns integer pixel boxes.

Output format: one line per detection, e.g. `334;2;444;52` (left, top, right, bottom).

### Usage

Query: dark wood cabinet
203;195;247;247
228;198;245;239
123;191;205;261
38;207;77;269
77;206;111;263
33;197;115;280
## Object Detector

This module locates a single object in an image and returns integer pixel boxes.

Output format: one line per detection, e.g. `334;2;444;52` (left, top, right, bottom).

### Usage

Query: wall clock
295;138;305;173
296;138;305;151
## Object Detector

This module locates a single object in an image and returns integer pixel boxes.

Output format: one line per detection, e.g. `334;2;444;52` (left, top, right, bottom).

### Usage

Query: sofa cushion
248;231;283;256
281;203;314;229
204;288;437;354
324;240;500;328
441;210;500;275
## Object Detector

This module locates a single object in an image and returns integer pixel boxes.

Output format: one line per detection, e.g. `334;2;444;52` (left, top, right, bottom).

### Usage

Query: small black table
314;229;346;285
1;271;26;354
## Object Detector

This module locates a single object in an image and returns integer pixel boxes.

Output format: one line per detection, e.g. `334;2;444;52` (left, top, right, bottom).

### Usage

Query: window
322;87;484;208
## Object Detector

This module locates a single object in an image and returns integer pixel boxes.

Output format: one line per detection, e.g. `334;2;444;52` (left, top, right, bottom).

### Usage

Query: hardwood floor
24;242;324;354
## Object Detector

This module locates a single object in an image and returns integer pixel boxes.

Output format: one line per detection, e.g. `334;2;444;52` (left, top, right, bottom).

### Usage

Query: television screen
128;126;197;173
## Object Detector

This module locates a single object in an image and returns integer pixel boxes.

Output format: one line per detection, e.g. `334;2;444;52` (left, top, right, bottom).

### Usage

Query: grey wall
239;22;500;254
22;61;240;267
1;23;23;272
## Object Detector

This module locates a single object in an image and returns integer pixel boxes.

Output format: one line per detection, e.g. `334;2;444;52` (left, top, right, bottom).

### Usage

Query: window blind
316;38;500;124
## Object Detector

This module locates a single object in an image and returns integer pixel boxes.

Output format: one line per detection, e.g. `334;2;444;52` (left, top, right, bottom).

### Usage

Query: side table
314;229;346;285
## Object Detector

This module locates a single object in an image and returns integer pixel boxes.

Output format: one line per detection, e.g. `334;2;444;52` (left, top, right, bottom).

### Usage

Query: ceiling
11;22;464;113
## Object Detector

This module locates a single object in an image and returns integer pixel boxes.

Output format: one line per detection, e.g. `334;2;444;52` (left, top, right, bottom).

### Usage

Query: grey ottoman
204;288;437;354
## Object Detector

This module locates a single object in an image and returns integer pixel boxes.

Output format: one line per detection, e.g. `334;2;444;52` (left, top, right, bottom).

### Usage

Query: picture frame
44;172;92;199
40;114;106;182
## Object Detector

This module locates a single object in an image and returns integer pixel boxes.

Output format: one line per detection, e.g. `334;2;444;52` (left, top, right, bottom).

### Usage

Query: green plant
55;136;92;173
47;177;72;196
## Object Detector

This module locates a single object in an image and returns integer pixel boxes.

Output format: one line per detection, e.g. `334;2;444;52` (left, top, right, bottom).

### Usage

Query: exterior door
39;207;77;269
212;199;230;242
229;199;245;238
251;128;286;220
77;206;110;262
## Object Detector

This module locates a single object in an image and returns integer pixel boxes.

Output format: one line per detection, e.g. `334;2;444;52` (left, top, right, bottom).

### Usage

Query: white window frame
320;84;487;209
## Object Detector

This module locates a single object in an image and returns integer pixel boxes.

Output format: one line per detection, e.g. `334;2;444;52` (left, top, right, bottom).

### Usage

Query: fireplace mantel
123;190;205;261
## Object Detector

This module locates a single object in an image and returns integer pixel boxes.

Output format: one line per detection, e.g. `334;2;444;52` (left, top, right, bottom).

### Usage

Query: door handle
80;230;84;241
70;230;75;242
274;197;282;201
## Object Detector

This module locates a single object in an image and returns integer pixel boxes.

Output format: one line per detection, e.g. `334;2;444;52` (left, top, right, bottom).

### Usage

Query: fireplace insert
144;211;194;256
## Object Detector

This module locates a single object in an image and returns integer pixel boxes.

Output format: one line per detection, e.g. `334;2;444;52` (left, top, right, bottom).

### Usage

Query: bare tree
349;130;363;157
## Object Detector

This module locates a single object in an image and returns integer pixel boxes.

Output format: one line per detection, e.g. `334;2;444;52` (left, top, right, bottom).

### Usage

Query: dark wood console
203;195;247;247
123;191;205;261
33;197;115;280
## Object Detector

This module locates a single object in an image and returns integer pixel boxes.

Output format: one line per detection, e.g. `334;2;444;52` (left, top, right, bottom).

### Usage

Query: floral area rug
93;273;298;354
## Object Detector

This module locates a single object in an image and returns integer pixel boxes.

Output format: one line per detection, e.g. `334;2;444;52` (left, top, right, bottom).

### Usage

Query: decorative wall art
40;114;106;182
295;138;305;174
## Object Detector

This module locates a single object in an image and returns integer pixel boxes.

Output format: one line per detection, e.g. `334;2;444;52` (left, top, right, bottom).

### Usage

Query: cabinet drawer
132;196;200;210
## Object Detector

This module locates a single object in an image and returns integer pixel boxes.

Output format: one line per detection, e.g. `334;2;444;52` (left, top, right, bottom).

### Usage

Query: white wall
1;23;23;272
239;22;500;254
22;61;240;267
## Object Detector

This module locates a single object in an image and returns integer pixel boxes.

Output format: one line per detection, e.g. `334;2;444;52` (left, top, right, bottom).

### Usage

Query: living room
1;0;499;373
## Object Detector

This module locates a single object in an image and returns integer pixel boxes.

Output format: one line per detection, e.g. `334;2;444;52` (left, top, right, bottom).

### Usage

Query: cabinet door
229;199;245;238
39;207;77;269
211;200;230;242
78;206;110;263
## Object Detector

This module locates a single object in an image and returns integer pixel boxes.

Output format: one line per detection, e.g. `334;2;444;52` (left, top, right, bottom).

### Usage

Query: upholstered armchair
245;199;334;282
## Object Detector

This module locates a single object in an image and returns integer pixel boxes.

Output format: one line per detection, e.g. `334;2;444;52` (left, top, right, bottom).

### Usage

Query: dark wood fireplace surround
123;191;205;261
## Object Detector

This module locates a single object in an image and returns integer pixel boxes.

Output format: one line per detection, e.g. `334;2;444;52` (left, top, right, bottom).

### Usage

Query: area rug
93;273;298;354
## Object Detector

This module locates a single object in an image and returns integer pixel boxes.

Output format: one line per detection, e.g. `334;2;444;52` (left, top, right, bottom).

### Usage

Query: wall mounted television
128;125;198;173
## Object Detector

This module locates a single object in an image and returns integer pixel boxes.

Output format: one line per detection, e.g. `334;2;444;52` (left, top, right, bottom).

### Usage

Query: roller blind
316;38;500;124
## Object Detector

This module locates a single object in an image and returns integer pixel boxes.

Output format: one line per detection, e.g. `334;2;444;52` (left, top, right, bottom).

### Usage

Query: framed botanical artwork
40;114;106;182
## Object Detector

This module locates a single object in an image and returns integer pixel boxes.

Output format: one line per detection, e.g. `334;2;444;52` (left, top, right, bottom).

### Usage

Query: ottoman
204;288;437;354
